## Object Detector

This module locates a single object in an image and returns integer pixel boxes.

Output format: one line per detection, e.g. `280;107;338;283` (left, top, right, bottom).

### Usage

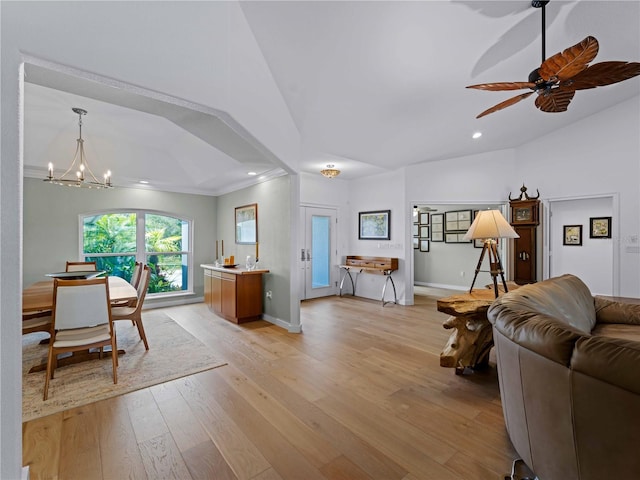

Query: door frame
406;200;511;305
299;203;339;300
542;193;619;296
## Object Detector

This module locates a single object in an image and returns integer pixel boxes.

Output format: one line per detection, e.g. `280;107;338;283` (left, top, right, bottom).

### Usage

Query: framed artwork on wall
563;225;582;246
445;210;472;232
590;217;611;238
419;226;430;238
413;223;419;236
420;239;430;252
413;237;419;249
430;214;444;242
445;232;471;243
419;212;430;225
235;203;258;244
359;210;391;240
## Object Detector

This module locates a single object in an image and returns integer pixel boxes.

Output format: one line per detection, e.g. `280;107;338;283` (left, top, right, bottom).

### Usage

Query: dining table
23;275;138;373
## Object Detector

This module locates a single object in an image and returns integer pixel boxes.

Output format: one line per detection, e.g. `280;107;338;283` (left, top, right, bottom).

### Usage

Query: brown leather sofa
487;274;640;480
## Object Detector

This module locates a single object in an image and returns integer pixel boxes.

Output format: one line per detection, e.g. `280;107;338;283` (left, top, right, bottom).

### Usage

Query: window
81;210;192;296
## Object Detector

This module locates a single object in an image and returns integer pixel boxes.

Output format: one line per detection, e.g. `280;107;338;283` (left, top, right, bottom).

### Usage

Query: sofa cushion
488;274;596;333
492;311;584;366
571;335;640;395
592;323;640;343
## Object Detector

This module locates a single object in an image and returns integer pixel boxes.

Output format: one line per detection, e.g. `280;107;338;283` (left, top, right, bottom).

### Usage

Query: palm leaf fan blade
564;61;640;90
539;36;599;81
476;91;534;118
535;87;575;113
466;82;536;91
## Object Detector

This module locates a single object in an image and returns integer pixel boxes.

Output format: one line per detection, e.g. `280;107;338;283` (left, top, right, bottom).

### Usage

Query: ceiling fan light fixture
45;107;113;189
320;164;341;179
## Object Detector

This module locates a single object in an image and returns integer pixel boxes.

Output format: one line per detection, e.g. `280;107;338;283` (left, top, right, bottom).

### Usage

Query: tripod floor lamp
463;210;520;298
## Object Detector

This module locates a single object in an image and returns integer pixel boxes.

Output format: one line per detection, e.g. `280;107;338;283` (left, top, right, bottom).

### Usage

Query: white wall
347;169;408;303
2;4;301;476
517;98;640;297
23;178;217;296
216;175;295;329
548;197;614;295
300;172;350;258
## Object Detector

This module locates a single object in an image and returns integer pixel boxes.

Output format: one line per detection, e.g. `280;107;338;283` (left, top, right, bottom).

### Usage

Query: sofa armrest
594;296;640;325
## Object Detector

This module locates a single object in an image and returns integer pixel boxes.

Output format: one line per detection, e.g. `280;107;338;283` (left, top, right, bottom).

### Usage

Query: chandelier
45;107;113;189
320;164;341;179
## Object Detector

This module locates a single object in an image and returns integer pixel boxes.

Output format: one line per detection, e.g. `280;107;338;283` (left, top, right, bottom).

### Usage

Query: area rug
22;311;227;422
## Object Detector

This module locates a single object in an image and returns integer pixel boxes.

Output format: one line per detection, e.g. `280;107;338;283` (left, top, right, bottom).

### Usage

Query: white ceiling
23;1;640;195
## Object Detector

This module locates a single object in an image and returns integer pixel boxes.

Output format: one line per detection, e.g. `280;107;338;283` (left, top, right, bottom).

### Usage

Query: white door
299;206;337;300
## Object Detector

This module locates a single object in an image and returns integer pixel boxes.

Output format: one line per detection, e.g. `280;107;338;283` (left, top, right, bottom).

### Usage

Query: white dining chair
111;265;150;350
65;261;98;272
44;277;118;400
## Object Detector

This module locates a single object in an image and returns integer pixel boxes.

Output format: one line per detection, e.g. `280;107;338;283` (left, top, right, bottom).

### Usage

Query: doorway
299;206;337;300
545;195;617;296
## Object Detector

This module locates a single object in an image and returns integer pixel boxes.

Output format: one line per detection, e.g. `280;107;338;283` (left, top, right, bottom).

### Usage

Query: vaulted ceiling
22;1;640;195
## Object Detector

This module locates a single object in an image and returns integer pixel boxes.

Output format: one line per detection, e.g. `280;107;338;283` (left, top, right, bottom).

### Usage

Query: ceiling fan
467;0;640;118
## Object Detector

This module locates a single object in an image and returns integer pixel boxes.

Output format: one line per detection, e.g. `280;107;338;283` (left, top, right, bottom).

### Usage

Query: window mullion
137;213;145;263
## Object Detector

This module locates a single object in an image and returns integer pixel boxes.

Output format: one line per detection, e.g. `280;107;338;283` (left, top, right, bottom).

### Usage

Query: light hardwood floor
23;293;516;480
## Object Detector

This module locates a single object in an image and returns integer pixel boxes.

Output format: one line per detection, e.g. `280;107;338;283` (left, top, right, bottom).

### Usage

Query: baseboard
144;295;204;310
262;313;301;333
416;281;468;291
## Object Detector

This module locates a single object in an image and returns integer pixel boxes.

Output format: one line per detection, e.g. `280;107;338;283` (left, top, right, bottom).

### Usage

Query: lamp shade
463;209;519;241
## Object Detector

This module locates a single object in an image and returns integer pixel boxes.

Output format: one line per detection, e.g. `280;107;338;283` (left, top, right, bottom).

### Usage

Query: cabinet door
221;274;236;318
211;272;222;312
514;226;536;284
204;270;213;307
236;275;263;319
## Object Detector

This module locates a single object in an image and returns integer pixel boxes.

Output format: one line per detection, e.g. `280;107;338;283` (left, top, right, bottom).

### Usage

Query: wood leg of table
28;348;126;374
439;314;493;373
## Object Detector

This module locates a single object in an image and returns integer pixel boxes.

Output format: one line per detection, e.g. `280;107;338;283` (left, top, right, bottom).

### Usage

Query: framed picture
235;203;258;244
413;237;419;249
419;225;430;238
563;225;582;246
419;212;430;225
474;239;484;248
430;214;444;242
445;232;471;243
590;217;611;238
359;210;391;240
445;210;472;232
420;239;430;252
412;223;419;237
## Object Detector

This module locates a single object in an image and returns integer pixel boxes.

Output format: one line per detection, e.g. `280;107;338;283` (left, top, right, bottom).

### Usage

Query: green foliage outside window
82;212;189;293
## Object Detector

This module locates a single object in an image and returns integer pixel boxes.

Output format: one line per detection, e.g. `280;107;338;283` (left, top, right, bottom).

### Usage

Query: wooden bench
339;256;399;306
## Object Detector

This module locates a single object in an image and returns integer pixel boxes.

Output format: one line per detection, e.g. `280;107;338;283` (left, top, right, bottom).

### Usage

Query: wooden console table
201;264;269;324
437;289;500;375
339;256;398;306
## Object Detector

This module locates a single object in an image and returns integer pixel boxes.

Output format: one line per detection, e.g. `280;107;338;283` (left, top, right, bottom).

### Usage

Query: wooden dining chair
130;261;143;289
111;265;150;350
22;310;53;336
44;277;118;401
65;261;97;272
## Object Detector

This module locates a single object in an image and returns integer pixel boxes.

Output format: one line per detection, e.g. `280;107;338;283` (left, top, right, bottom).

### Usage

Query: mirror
235;203;257;244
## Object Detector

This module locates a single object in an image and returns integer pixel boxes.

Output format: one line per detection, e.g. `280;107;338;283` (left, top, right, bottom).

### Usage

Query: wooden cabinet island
201;264;269;324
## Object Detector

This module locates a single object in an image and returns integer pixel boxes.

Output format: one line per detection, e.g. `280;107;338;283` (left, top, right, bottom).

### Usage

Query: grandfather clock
509;185;540;285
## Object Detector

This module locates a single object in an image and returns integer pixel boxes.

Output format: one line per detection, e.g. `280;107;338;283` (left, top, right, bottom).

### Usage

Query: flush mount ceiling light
45;107;113;189
320;164;341;179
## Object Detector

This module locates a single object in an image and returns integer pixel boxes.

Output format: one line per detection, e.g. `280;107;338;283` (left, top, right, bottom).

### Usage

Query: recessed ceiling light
248;171;257;176
472;132;482;139
139;180;149;184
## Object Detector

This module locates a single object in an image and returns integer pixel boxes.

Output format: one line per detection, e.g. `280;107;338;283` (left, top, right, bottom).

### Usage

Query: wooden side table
437;289;503;375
